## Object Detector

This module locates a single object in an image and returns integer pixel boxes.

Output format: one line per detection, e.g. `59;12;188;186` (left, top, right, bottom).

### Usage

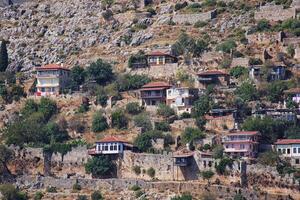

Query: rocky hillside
0;0;259;72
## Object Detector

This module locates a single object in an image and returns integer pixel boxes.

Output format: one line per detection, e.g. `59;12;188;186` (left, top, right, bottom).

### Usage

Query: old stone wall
230;57;249;68
246;32;282;45
254;5;296;21
129;63;178;79
16;175;294;200
205;114;235;132
170;118;197;133
172;10;217;24
283;37;300;46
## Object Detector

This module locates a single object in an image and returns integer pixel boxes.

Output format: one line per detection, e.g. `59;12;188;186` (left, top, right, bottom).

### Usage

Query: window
208;161;212;167
113;144;117;150
226;145;229;149
287;148;290;154
294;148;297;154
278;148;281;153
283;149;286;154
41;87;45;92
298;148;300;153
296;159;300;164
104;145;108;151
240;144;245;149
110;145;113;150
203;160;207;168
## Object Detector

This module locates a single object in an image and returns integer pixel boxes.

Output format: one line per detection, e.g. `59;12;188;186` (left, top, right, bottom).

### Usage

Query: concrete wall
129;63;178;79
172;10;217;24
254;5;296;22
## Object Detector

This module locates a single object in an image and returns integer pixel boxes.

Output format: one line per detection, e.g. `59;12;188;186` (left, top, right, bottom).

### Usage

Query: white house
275;139;300;167
166;87;198;115
88;136;134;155
35;64;70;96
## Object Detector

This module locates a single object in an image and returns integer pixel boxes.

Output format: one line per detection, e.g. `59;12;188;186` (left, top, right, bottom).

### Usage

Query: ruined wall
254;5;296;21
246;32;282;45
172;10;217;24
170;118;197;133
230;57;249;68
16;175;294;200
283;37;300;46
129;63;178;79
205;114;235;132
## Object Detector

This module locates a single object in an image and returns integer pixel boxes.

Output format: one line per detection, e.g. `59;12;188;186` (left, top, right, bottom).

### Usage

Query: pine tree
0;40;8;72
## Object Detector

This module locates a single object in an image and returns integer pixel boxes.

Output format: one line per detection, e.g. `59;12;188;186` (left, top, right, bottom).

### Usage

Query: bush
96;93;108;107
111;109;128;129
92;112;108;132
134;113;153;132
46;186;57;193
174;2;188;11
77;195;88;200
180;112;191;119
72;182;81;191
196;117;206;131
257;151;280;166
171;193;193;200
68;118;85;133
0;184;27;200
130;185;141;191
256;19;271;32
91;191;104;200
229;66;248;79
147;167;155;178
134;130;164;152
39;97;57;121
233;193;246;200
155;121;171;132
128;51;147;69
117;74;150;91
212;145;224;159
85;156;116;178
194;21;207;28
201;170;214;184
157;104;175;118
266;81;288;103
146;7;156;16
135;190;145;198
235;82;258;102
126;102;142;115
200;192;216;200
132;166;141;175
249;57;263;65
215;157;233;175
192;95;211;117
102;9;113;20
216;39;236;53
181;127;205;144
34;191;43;200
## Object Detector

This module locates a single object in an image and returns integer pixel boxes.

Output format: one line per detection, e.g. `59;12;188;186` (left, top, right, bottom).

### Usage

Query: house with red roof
140;81;171;107
35;64;70;96
197;70;230;89
88;136;134;155
222;131;260;158
146;51;178;66
275;139;300;167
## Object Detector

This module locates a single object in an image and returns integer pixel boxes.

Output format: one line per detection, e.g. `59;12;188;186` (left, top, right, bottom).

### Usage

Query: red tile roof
147;51;175;57
275;139;300;145
141;81;171;89
36;64;70;71
284;88;300;94
97;136;130;144
197;70;229;76
227;131;260;136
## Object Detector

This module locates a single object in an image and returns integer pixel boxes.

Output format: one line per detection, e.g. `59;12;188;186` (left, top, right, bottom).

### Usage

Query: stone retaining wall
129;63;178;78
172;10;217;24
254;5;296;22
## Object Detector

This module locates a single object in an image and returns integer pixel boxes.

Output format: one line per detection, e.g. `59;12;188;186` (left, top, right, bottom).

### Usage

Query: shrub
215;157;233;175
256;19;271;32
68;118;85;133
229;66;248;79
157;104;175;118
126;102;142;115
174;2;188;11
192;95;211;117
233;193;246;200
92;112;108;132
235;82;258;102
146;7;156;16
134;130;164;152
216;39;236;53
147;167;155;178
34;191;43;200
134;113;153;132
200;192;216;200
96;93;108;107
21;99;38;116
91;191;104;200
128;51;147;69
257;151;280;166
171;193;193;200
46;186;57;193
102;9;113;20
0;184;27;200
181;127;205;144
196;117;206;131
117;74;150;91
194;21;207;28
212;145;224;159
85;156;116;178
201;170;214;184
135;190;145;198
39;97;57;121
72;182;81;191
180;112;191;119
249;57;263;65
132;166;141;175
77;195;88;200
266;81;288;103
130;185;141;191
111;109;128;129
155;121;171;132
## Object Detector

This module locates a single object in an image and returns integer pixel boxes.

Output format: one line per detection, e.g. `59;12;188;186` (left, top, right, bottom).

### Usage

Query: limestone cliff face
0;0;29;7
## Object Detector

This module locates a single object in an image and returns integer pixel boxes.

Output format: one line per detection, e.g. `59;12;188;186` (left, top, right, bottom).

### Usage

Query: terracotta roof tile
97;136;130;143
227;131;260;136
141;81;171;88
275;139;300;145
197;70;229;76
36;64;70;71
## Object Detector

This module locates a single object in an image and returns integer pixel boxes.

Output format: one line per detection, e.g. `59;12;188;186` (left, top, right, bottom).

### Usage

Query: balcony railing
198;77;213;81
36;74;60;78
141;94;164;98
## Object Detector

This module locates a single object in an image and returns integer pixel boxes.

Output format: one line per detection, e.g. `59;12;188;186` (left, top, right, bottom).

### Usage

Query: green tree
134;130;164;152
192;95;211;117
200;170;214;184
284;125;300;139
92;112;108;132
33;191;43;200
45;122;69;143
91;191;104;200
212;145;224;159
256;19;271;32
266;81;287;103
0;145;14;177
117;74;150;91
86;59;114;85
215;157;232;175
0;184;27;200
147;167;155;178
134;113;153;132
233;193;246;200
181;127;205;144
216;39;236;53
69;65;85;90
96;93;108;107
155;121;171;132
111;109;128;129
21;99;38;116
235;82;258;102
257;151;280;166
229;66;248;79
171;193;193;200
85;156;116;178
38;97;57;121
0;40;8;72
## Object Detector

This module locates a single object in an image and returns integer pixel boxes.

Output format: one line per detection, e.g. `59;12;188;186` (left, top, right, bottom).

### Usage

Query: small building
197;70;230;89
198;152;214;170
146;51;178;66
35;64;70;96
88;136;134;155
140;81;171;107
249;65;286;82
284;88;300;104
252;108;297;122
275;139;300;167
222;131;260;158
166;87;198;115
173;150;194;167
